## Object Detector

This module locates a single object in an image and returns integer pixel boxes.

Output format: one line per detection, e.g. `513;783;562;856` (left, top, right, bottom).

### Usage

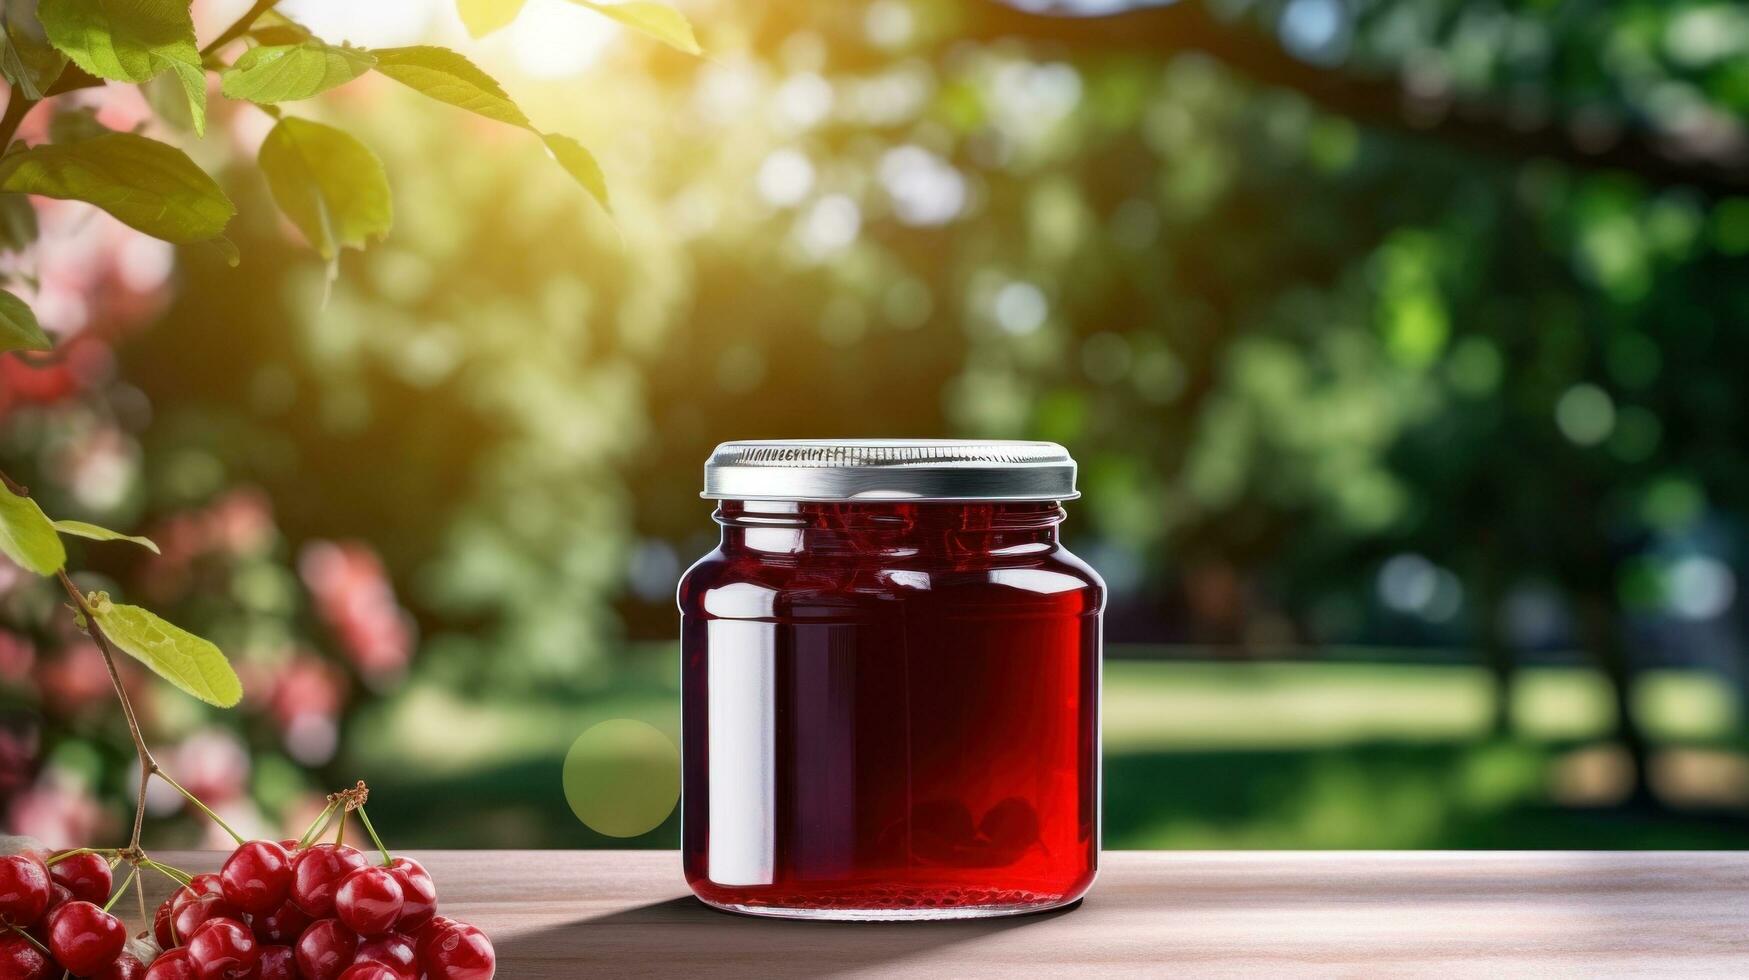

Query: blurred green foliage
4;0;1749;847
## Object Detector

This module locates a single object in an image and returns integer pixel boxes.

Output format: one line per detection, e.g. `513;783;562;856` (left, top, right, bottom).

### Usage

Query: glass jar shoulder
677;544;1104;622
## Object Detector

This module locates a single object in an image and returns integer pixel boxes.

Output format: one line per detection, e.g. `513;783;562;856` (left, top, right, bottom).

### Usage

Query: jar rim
702;439;1079;502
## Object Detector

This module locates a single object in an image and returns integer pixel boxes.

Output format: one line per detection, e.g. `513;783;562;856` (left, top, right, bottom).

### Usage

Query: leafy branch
0;0;699;889
0;0;702;353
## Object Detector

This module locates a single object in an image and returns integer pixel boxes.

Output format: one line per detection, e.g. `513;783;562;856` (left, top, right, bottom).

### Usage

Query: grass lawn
343;648;1749;850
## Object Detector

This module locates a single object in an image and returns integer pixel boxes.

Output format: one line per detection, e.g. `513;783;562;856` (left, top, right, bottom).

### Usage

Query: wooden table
150;851;1748;977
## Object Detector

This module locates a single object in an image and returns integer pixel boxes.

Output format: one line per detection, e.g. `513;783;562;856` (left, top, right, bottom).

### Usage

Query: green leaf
457;0;527;38
47;105;108;143
258;117;391;259
0;194;38;253
140;69;194;132
53;519;160;554
0;486;65;576
87;594;241;708
369;45;530;128
542;132;610;213
168;59;206;136
0;132;234;243
0;289;50;353
37;0;201;85
221;40;375;104
569;1;700;55
202;235;240;267
2;2;70;100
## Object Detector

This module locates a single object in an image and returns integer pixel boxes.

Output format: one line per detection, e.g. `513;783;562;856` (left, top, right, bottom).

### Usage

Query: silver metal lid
703;439;1078;502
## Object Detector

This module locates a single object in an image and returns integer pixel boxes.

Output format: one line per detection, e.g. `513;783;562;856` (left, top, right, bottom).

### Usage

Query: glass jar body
678;500;1102;920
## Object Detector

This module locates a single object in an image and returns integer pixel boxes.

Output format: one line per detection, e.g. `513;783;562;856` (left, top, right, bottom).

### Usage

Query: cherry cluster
0;837;494;979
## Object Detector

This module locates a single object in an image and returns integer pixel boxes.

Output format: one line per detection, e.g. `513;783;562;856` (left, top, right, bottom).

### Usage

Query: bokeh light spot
563;720;680;838
1555;383;1615;446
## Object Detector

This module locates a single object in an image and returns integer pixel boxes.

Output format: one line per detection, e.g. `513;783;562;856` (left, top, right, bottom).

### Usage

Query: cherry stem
334;811;346;847
7;924;49;956
156;769;245;845
44;847;118;867
50;567;157;853
135;870;148;936
298;800;340;849
143;859;193;887
355;805;392;866
199;0;280;57
101;867;137;915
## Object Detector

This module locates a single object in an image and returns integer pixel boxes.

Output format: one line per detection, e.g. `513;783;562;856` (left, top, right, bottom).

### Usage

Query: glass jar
678;440;1103;920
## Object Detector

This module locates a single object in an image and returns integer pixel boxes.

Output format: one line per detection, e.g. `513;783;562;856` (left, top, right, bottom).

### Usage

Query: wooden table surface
149;850;1748;977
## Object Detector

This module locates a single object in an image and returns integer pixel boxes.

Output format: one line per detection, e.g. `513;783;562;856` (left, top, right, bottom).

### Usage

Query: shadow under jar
678;440;1103;920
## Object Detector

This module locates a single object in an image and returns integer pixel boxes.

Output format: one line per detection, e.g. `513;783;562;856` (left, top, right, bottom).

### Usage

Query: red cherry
421;921;495;980
172;893;240;944
290;845;368;918
154;899;178;948
47;899;127;975
143;947;199;980
93;952;149;980
335;866;403;937
385;857;436;932
50;851;114;906
413;915;457;961
354;931;417;979
186;917;258;979
255;944;296;980
294;918;358;980
44;880;75;918
338;965;401;980
251;899;313;945
220;840;293;915
0;852;51;926
181;874;226;904
0;930;55;980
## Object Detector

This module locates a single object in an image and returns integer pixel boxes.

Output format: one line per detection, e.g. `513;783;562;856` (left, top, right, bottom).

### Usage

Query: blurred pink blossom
0;727;40;797
299;541;415;688
6;774;108;850
34;643;114;716
0;631;34;684
173;728;251;805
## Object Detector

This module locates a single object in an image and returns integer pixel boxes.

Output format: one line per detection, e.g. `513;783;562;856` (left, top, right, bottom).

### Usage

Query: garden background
3;0;1748;852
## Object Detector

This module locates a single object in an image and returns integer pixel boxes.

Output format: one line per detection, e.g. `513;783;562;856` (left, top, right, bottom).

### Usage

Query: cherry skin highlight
421;921;496;980
255;944;296;980
142;948;198;980
47;899;127;975
153;899;177;948
0;853;51;927
385;857;436;932
354;931;418;978
49;851;113;906
0;930;55;980
414;915;457;962
171;893;239;944
338;965;402;980
251;898;313;945
93;952;148;980
336;866;404;936
186;917;258;980
294;918;360;980
220;840;293;915
291;845;370;918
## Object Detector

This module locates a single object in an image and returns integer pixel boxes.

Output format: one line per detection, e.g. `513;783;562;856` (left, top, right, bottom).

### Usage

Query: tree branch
200;0;282;58
957;0;1749;195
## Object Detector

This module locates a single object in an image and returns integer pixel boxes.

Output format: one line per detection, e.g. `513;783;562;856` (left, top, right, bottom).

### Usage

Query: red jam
679;499;1102;919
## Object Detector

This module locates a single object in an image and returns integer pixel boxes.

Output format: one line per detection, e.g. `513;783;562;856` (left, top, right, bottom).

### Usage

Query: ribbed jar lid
702;439;1078;502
